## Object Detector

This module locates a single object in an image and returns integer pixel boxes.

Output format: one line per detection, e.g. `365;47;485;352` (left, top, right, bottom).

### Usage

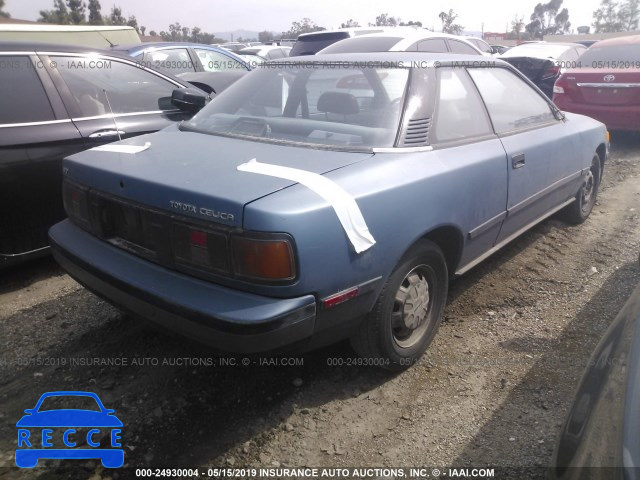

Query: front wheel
350;240;448;371
562;154;600;224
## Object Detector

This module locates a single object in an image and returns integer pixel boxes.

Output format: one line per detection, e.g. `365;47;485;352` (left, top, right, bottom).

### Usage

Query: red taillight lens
232;236;295;281
544;65;560;78
62;181;90;225
553;74;569;97
173;224;229;272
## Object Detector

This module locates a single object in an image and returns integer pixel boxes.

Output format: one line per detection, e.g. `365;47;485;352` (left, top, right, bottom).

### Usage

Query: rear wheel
562;154;600;224
350;240;448;371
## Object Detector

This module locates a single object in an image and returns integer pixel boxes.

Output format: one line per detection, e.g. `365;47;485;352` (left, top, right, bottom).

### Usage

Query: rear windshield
290;32;350;56
183;63;410;150
578;43;640;65
320;36;403;54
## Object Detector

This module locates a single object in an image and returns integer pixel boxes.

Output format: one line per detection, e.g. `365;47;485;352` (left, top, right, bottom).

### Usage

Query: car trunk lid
502;56;556;83
560;68;640;106
63;128;373;228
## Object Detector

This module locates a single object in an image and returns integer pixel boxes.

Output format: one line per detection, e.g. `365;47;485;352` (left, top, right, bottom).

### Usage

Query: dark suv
0;42;207;267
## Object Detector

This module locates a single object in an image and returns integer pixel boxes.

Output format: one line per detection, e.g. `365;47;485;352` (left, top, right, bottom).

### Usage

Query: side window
143;48;194;75
52;56;177;117
194;49;246;72
475;39;492;54
448;40;480;55
417;39;448;53
468;68;556;134
0;56;55;124
433;68;492;143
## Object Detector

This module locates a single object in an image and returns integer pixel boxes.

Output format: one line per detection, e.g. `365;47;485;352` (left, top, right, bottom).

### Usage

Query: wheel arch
596;143;607;179
408;225;465;277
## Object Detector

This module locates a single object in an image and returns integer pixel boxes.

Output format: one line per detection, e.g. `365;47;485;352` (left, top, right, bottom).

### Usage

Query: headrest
317;91;359;115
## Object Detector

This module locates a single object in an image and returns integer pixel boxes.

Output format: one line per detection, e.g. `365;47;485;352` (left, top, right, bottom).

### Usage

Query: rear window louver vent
402;117;430;146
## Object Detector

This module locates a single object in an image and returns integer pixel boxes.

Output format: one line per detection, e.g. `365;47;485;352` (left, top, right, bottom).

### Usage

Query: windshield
183;63;410;150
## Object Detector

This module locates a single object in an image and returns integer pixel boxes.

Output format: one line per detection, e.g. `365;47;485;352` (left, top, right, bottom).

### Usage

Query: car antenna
102;89;123;142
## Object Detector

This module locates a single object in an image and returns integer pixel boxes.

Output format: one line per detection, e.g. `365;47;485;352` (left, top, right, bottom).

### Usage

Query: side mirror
171;87;208;112
24;409;34;414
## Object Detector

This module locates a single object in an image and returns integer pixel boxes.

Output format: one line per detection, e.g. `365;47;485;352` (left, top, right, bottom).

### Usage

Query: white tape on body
90;142;150;154
237;159;376;253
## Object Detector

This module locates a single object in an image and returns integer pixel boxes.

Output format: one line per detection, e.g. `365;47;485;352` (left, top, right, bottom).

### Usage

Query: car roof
592;34;640;46
279;51;504;65
500;42;584;58
0;41;118;53
318;32;484;54
296;26;423;39
113;42;232;54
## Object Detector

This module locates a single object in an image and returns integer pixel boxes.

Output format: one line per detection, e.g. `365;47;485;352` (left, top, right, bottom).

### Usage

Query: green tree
283;18;324;37
526;0;571;39
400;20;423;27
618;0;640;30
340;19;360;28
438;9;463;34
372;13;399;26
127;15;139;32
258;30;275;42
39;0;71;23
593;0;622;31
108;5;127;25
511;14;525;39
149;30;157;36
87;0;103;24
0;0;11;18
67;0;86;24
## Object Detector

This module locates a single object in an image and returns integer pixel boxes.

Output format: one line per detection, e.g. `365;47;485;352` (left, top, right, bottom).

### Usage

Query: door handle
512;153;525;169
89;130;125;138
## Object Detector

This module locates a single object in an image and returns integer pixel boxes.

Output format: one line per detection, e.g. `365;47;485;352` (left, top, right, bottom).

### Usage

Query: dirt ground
1;133;639;480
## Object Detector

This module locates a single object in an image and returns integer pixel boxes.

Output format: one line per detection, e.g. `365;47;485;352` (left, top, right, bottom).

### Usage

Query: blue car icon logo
15;391;123;468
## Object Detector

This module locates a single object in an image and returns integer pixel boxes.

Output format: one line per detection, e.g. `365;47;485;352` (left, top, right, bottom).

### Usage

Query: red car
553;35;640;131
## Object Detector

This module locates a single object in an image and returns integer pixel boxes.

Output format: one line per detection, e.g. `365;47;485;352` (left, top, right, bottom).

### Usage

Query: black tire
562;154;600;224
350;240;448;371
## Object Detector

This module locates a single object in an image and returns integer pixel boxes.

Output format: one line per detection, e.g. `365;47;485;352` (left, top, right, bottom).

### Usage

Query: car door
0;53;84;262
468;67;584;243
429;67;508;267
42;53;192;149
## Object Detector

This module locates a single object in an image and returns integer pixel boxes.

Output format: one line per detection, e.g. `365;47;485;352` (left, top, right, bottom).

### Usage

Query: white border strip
237;159;376;253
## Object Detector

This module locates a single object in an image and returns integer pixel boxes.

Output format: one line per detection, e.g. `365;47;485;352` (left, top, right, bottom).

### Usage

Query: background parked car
50;52;607;371
0;42;208;267
489;44;510;55
318;31;484;55
463;36;494;55
552;280;640;479
289;27;389;56
553;35;640;132
112;42;251;76
499;42;587;98
236;45;291;63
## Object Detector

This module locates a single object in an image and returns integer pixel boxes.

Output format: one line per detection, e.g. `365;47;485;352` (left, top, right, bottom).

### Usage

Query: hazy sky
5;0;600;34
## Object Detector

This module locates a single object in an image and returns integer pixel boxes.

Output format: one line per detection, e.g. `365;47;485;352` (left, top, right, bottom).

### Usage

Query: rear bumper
49;220;316;353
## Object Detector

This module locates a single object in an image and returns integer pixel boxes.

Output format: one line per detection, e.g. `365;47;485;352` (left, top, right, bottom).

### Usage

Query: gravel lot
1;133;639;480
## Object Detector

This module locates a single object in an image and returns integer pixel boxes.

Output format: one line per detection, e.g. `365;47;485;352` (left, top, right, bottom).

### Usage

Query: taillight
231;235;295;281
544;65;560;78
553;74;569;96
173;224;230;273
62;181;90;226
